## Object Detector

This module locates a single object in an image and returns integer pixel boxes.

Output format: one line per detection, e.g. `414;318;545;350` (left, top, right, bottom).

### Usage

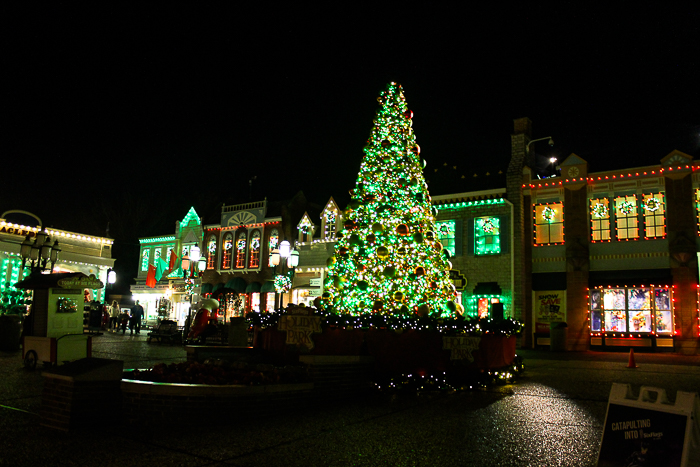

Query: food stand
16;272;103;369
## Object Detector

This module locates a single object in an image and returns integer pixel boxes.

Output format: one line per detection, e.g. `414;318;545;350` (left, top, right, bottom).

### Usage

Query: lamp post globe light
20;229;61;275
270;240;299;310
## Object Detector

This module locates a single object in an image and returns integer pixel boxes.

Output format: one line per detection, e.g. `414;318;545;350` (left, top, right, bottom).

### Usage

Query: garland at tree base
246;309;524;337
372;355;525;394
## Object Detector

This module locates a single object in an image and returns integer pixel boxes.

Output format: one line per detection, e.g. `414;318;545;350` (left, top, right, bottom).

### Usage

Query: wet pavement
1;331;698;466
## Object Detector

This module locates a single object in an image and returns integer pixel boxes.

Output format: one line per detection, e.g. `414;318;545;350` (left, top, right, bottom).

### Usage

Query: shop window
235;232;247;269
265;292;276;312
474;217;500;255
534;203;564;245
221;233;233;269
298;214;314;243
642;192;665;238
614;195;638;240
467;295;501;319
141;249;150;271
250;292;261;312
249;231;261;268
269;229;279;252
206;235;217;269
323;207;339;239
590;198;611;242
436;220;456;256
590;286;673;335
154;248;161;263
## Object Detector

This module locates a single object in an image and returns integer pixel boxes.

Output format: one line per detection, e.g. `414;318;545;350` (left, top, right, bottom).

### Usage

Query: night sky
3;5;699;293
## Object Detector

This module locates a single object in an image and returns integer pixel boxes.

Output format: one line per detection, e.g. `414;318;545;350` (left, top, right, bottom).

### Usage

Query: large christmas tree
322;82;458;318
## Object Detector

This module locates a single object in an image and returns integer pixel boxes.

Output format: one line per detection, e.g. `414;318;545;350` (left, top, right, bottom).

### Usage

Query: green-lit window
435;220;456;256
141;249;150;271
475;217;500;255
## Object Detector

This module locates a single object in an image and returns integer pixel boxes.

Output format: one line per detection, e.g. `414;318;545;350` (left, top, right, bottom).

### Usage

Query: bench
147;320;182;345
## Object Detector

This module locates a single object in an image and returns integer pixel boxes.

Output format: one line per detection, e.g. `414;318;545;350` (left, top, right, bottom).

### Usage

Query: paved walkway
1;333;698;466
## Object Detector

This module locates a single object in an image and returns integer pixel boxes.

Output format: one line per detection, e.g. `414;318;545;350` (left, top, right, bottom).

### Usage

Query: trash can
550;321;568;351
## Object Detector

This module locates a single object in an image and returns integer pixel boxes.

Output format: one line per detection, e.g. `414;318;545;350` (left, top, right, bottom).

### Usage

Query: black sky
3;4;699;292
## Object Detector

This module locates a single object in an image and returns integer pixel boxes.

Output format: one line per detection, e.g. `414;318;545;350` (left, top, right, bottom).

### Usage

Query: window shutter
466;218;474;256
454;219;463;256
499;216;509;253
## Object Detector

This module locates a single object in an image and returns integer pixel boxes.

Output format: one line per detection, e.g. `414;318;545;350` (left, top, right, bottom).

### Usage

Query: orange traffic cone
627;348;638;369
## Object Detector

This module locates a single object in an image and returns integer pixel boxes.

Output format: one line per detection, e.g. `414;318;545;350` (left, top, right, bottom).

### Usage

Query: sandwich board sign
597;383;699;466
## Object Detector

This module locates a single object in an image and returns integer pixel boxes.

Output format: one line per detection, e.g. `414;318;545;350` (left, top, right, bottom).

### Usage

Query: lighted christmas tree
322;82;458;318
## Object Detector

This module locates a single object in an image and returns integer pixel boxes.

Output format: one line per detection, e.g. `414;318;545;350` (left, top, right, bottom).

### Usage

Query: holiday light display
321;83;457;317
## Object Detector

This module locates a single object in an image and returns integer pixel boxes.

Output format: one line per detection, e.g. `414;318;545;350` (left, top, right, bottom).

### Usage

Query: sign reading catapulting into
442;336;481;361
277;307;322;350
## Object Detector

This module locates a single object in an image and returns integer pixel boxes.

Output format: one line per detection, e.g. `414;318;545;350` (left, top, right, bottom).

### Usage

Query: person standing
119;308;129;334
131;300;144;335
109;300;120;331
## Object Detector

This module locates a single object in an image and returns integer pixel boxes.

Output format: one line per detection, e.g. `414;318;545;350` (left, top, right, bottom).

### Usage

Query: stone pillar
506;118;532;347
564;182;590;351
665;175;699;354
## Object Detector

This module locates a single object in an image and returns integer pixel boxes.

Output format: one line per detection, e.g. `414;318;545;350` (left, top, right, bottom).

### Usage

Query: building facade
1;217;115;302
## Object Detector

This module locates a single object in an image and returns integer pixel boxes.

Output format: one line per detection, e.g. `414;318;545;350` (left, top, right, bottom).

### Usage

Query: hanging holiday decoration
481;218;496;234
643;197;661;212
542;206;557;222
618;200;635;215
236;239;246;251
274;274;292;293
321;82;457;318
591;203;608;219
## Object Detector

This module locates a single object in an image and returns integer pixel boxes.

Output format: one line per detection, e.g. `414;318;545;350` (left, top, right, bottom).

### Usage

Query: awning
472;282;502;295
201;283;213;294
245;281;261;293
225;277;247;293
261;281;276;293
212;283;224;293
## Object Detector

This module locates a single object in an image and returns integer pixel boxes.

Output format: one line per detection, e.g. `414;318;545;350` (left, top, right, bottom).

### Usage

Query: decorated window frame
249;230;261;268
435;220;456;257
614;195;638;240
589;285;673;336
206;235;217;269
474;217;500;255
141;248;150;272
221;232;233;270
642;192;665;239
235;231;247;269
590;198;611;242
268;228;279;254
696;189;700;234
297;214;314;243
323;208;339;239
534;202;564;245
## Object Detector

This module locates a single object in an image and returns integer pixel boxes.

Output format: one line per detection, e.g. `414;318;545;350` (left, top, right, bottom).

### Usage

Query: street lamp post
269;240;299;310
20;228;61;275
181;243;207;335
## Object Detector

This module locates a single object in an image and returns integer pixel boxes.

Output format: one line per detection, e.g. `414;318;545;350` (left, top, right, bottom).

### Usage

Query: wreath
643;197;661;212
236;239;246;251
482;218;496;233
542;206;556;222
618;200;635;215
274;274;292;293
591;203;608;219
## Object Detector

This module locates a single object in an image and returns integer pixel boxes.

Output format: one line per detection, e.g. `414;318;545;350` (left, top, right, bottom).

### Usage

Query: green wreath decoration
542;206;556;222
591;203;608;219
618;200;635;215
643;197;661;212
482;218;496;233
274;274;292;293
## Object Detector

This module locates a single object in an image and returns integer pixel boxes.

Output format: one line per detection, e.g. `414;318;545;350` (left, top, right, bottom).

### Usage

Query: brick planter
120;376;313;427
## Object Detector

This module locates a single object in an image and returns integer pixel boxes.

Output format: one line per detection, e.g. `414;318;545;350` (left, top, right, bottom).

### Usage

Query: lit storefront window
467;295;501;319
250;292;260;312
614;195;638;240
435;220;456;256
590;286;672;335
474;217;500;255
590;198;611;241
534;203;564;245
642;192;665;238
265;293;275;312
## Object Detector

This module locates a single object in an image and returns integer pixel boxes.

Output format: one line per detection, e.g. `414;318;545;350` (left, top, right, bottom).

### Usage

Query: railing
222;200;266;213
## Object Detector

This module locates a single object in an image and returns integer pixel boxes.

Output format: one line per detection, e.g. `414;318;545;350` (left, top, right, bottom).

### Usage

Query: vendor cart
15;272;102;369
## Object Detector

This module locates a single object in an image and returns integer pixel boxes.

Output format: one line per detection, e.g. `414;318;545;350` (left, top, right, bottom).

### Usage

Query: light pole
269;240;299;310
181;244;206;333
105;268;117;303
20;228;61;275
